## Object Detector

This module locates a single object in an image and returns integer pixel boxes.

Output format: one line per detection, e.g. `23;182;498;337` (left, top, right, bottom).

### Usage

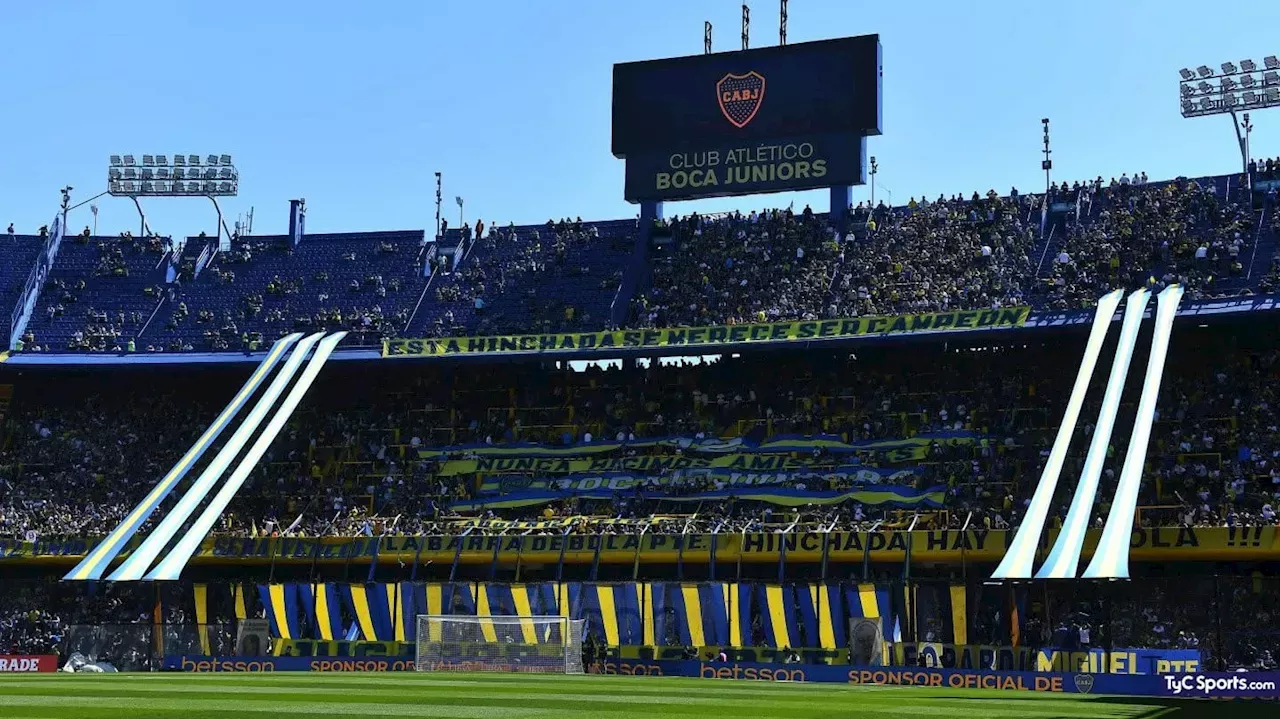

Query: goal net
415;615;585;674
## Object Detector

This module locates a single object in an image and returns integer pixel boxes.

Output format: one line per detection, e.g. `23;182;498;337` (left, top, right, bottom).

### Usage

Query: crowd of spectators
158;234;417;351
1038;175;1256;310
15;230;170;353
633;207;839;327
420;218;629;338
5;170;1276;351
4;320;1279;541
0;604;63;656
0;385;213;540
5;170;1280;671
832;191;1037;316
1247;156;1280;180
0;583;212;669
962;575;1279;670
628;173;1269;330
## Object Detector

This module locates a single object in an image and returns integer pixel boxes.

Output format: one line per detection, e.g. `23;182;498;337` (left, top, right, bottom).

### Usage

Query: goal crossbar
415;615;584;674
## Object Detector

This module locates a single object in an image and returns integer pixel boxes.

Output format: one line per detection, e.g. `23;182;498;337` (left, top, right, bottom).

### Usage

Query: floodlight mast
1178;56;1280;178
106;154;239;248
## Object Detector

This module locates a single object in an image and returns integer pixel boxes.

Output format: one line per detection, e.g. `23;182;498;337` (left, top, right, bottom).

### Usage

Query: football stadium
3;1;1280;717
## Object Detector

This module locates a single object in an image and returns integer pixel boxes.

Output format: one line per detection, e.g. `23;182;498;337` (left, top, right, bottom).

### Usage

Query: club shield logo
717;71;766;128
499;476;533;493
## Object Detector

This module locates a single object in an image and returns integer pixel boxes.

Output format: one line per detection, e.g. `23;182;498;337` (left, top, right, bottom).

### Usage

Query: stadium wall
156;654;1280;699
2;526;1273;566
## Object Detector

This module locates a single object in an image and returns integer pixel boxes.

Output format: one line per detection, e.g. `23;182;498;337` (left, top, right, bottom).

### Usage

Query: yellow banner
384;308;1031;358
6;526;1276;566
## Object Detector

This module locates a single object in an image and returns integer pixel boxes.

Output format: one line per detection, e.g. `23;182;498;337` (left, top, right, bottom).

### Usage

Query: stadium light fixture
106;152;240;248
108;153;238;198
1177;53;1280;182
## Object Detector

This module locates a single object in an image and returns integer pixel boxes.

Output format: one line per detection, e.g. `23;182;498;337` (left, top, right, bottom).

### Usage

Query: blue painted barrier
162;654;1280;699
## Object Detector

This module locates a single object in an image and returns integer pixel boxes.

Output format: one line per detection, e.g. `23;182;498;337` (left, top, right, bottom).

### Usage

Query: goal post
415;615;585;674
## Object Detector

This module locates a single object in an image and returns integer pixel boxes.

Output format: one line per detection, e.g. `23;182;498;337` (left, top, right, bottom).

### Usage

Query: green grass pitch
0;672;1253;718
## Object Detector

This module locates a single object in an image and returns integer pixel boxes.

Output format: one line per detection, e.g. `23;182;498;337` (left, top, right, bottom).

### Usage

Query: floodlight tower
107;154;239;248
1179;56;1280;178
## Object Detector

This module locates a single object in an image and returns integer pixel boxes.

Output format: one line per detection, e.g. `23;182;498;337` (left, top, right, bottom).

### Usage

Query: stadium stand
0;234;46;345
20;231;168;352
408;219;635;337
833;191;1039;316
4;321;1279;540
1036;175;1257;310
149;230;428;351
631;207;841;326
3;169;1280;679
1257;190;1280;294
3;171;1275;352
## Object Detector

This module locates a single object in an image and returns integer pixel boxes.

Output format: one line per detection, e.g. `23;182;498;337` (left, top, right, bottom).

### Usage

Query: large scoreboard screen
612;35;881;203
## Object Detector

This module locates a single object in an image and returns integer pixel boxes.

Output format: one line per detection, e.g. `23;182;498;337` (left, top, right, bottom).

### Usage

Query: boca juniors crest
717;71;766;128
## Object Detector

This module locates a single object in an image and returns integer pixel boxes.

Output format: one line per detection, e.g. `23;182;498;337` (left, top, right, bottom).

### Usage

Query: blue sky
3;0;1278;237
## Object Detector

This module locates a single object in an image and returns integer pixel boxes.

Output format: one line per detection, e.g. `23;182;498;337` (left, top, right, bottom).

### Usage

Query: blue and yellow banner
450;483;946;512
846;583;893;645
431;431;987;471
241;579;1206;681
298;583;344;641
384;309;1031;357
259;583;301;640
192;584;211;655
260;581;882;651
478;466;919;495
